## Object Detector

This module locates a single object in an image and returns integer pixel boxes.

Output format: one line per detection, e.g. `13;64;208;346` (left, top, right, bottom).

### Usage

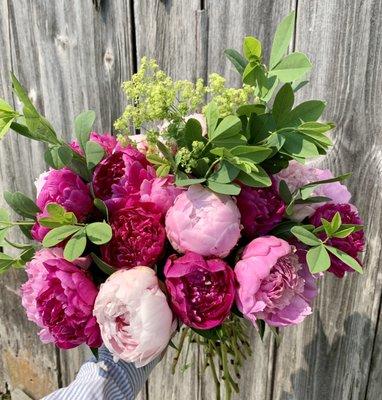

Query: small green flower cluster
115;58;255;134
206;73;254;117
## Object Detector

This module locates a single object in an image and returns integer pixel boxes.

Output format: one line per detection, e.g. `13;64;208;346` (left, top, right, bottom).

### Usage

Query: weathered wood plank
272;1;382;399
0;0;134;396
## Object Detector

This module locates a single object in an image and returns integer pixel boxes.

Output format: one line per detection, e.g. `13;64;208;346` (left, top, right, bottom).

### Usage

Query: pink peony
101;201;165;269
21;248;101;349
92;146;155;202
164;252;235;329
93;266;175;367
34;170;51;197
128;133;149;154
235;236;317;327
309;203;365;277
165;185;241;258
90;132;118;156
273;161;351;221
36;168;93;221
237;185;286;237
139;175;184;216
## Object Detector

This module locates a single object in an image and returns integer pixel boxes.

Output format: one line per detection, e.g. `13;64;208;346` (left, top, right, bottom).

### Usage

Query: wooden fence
0;1;381;399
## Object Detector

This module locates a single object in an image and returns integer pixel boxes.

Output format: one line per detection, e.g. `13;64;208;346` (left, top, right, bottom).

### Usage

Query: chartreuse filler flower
0;11;365;400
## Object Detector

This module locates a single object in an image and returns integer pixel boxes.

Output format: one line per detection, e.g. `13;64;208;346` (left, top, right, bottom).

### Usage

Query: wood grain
272;1;382;399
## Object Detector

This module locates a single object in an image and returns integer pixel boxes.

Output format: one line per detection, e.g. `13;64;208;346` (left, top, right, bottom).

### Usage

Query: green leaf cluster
291;213;363;275
40;204;113;262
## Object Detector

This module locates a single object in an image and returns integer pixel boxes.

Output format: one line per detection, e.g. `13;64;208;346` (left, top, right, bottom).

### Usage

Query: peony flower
165;185;241;257
309;203;365;277
93;266;175;367
235;236;317;327
21;248;101;349
139;175;184;216
237;184;286;237
128;133;149;154
273;161;351;221
36;168;93;221
90;132;118;156
164;252;235;329
92;146;155;202
101;201;165;269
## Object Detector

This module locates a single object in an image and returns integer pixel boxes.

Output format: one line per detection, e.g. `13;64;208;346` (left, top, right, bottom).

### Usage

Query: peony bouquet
0;12;365;399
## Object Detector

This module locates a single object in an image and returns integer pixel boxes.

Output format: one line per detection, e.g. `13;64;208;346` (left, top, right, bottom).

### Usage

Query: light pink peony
34;170;51;197
128;133;149;154
93;266;175;367
140;175;184;216
273;160;351;221
164;252;235;329
235;236;317;327
21;248;101;349
165;185;241;258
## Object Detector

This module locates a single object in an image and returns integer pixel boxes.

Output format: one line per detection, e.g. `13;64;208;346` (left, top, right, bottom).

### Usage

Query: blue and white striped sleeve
42;347;158;400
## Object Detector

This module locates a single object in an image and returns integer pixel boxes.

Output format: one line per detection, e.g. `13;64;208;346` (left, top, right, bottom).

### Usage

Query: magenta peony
36;168;93;221
237;185;286;237
101;201;165;269
309;203;365;277
140;175;184;216
235;236;317;327
273;161;351;221
165;185;241;257
92;146;155;202
21;248;102;349
93;266;175;367
164;252;235;329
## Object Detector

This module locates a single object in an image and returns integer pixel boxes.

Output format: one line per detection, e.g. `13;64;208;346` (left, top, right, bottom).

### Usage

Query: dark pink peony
92;146;155;202
21;248;102;349
101;201;166;269
164;252;235;329
89;132;118;156
235;236;317;327
237;184;286;237
309;203;365;277
36;168;93;221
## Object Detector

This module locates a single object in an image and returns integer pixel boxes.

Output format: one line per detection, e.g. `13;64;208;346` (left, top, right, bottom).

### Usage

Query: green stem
204;157;222;179
171;327;188;374
207;342;221;400
221;342;232;400
0;220;34;226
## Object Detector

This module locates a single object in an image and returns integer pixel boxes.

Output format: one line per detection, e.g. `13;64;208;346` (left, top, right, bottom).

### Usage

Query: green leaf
75;110;96;151
211;134;247;148
283;100;326;127
252;66;278;101
90;252;116;275
205;102;220;137
332;227;355;238
206;180;241;195
192;327;221;340
58;145;92;181
0;99;14;113
23;107;59;145
0;252;15;272
156;164;171;177
224;49;248;75
270;52;312;83
156;140;175;167
42;225;81;247
299;173;351;198
210;115;242;141
242;63;257;86
243;36;262;60
175;177;206;187
282;134;320;158
208;161;239;184
86;222;112;245
325;245;363;274
236;168;272;188
4;238;33;250
146;154;165;165
183;118;204;149
307;245;331;273
94;198;109;220
85;140;105;169
278;180;292;203
331;212;342;232
231;146;272;163
64;228;87;261
45;146;66;169
11;73;38;113
272;83;294;126
0;116;15;139
19;247;36;263
4;191;40;219
291;226;322;246
46;203;65;217
269;11;296;69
